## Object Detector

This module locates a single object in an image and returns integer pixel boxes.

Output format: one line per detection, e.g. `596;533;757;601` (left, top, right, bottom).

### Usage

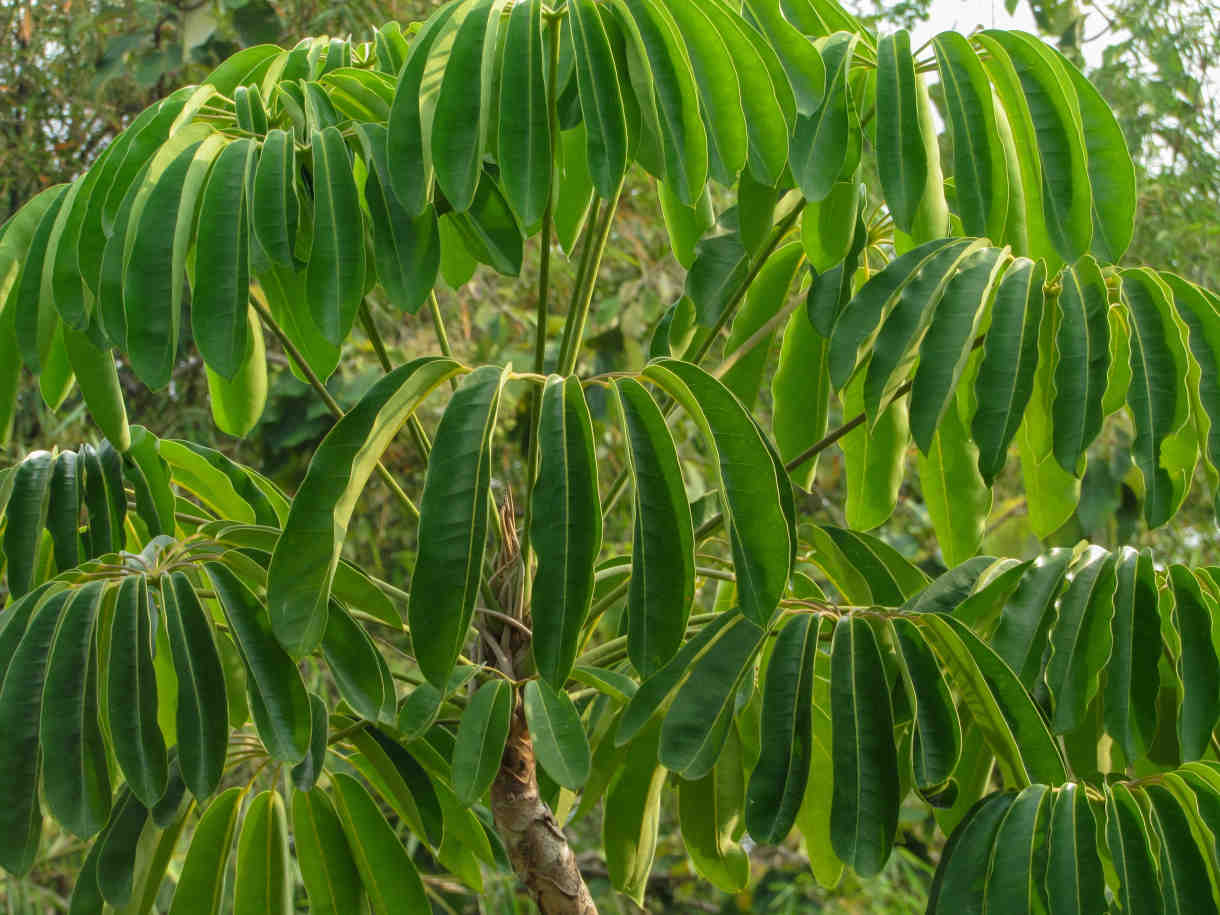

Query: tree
2;1;1220;912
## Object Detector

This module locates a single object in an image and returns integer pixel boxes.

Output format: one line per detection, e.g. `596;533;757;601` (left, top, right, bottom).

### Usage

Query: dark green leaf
234;790;291;915
1172;566;1220;761
168;786;244;915
307;126;365;345
524;678;591;790
453;679;512;804
876;30;927;233
292;788;363;915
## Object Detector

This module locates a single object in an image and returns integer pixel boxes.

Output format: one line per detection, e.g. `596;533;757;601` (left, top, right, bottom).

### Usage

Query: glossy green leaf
4;449;54;597
161;572;228;801
891;617;962;798
205;562;311;763
292;788;364;915
62;323;130;452
1045;783;1106;915
644;360;793;625
909;247;1006;451
498;0;551;229
972;258;1045;482
330;772;430;915
251;129;298;268
876;30;927;233
984;784;1050;912
933;32;1010;241
79;441;125;559
1171;566;1220;761
307;127;365;345
291;693;328;792
1122;268;1194;526
42;581;110;838
205;305;267;437
917;390;992;567
657;181;714;269
531;375;601;686
0;588;70;874
108;575;168;807
991;548;1071;688
829;616;900;877
926;791;1015;913
791;33;858;202
771;306;831;489
603;724;666;905
800;180;859;273
234;790;291;915
567;0;628;198
740;0;825;116
1164;275;1220;490
408;364;507;686
322;601;392;724
1146;783;1216;915
96;788;151;907
746;614;816;843
1052;257;1110;471
1104;548;1161;762
1106;783;1163;915
167;786;244;915
686;231;749;327
453;679;512;804
269;357;461;657
13;185;69;372
524;678;591;790
840;370;908;530
678;724;750;892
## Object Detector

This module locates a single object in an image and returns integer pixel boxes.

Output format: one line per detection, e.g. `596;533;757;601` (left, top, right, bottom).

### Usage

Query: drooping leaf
1045;783;1106;915
566;0;629;198
269;357;462;658
531;376;602;686
991;548;1072;688
205;305;267;437
167;786;244;915
234;790;292;915
453;679;512;804
840;370;908;531
321;601;392;724
3;449;54;597
926;791;1016;913
498;0;551;230
1052;257;1110;471
917;389;992;566
678;724;750;892
1106;783;1163;915
876;30;927;233
1045;546;1116;735
408;364;508;686
740;0;825;116
307;126;366;346
524;678;592;790
1145;783;1217;915
1171;566;1220;762
791;32;858;203
603;724;666;905
251;129;298;268
771;305;831;489
292;788;364;915
1105;548;1161;763
984;784;1050;913
891;617;962;800
291;693;328;792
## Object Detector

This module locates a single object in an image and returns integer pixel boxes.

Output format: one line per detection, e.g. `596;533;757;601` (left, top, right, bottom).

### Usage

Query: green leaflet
1060;55;1136;263
979;31;1092;263
698;0;790;186
933;32;1010;242
524;678;592;790
678;724;750;892
387;3;461;215
827;237;961;389
913;613;1068;786
307;126;366;346
603;724;666;905
1046;546;1116;735
234;790;291;915
644;360;793;625
800;180;859;273
252;129;298;268
657;181;714;269
984;784;1051;912
876;31;927;233
1104;548;1161;762
95;787;151;907
1046;783;1106;915
908;247;1006;452
665;0;747;186
991;548;1071;688
0;589;70;873
45;163;108;333
430;0;501;212
12;185;68;373
686;232;749;327
659;613;764;779
453;680;512;804
1106;784;1163;915
771;305;830;488
408;364;507;686
1052;257;1110;471
972;258;1045;483
205;563;311;763
79;441;125;559
1145;783;1217;914
41;581;110;839
1122;268;1194;527
616;608;743;747
498;0;551;230
917;390;992;568
841;370;908;531
292;789;364;915
168;786;244;915
862;238;989;424
204;44;281;95
62;323;130;452
722;241;804;410
205;306;267;437
616;0;708;205
108;575;168;808
1163;275;1220;489
4;449;54;597
192;137;254;380
268;357;462;657
927;791;1016;912
791;32;859;203
816;526;929;604
255;261;340;383
745;614;816;843
330;772;430;915
445;174;524;276
740;0;825;116
795;615;845;887
1171;566;1220;762
322;601;392;723
95;162;147;350
891;617;962;801
291;693;328;791
554;124;597;255
0;584;59;687
345;725;443;847
531;377;601;686
829;616;900;877
567;0;628;198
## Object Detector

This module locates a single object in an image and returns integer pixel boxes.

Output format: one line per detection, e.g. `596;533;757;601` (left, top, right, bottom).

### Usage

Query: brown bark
491;707;599;915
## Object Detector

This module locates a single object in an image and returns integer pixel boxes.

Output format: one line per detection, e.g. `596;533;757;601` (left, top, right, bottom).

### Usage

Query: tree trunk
491;706;599;914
